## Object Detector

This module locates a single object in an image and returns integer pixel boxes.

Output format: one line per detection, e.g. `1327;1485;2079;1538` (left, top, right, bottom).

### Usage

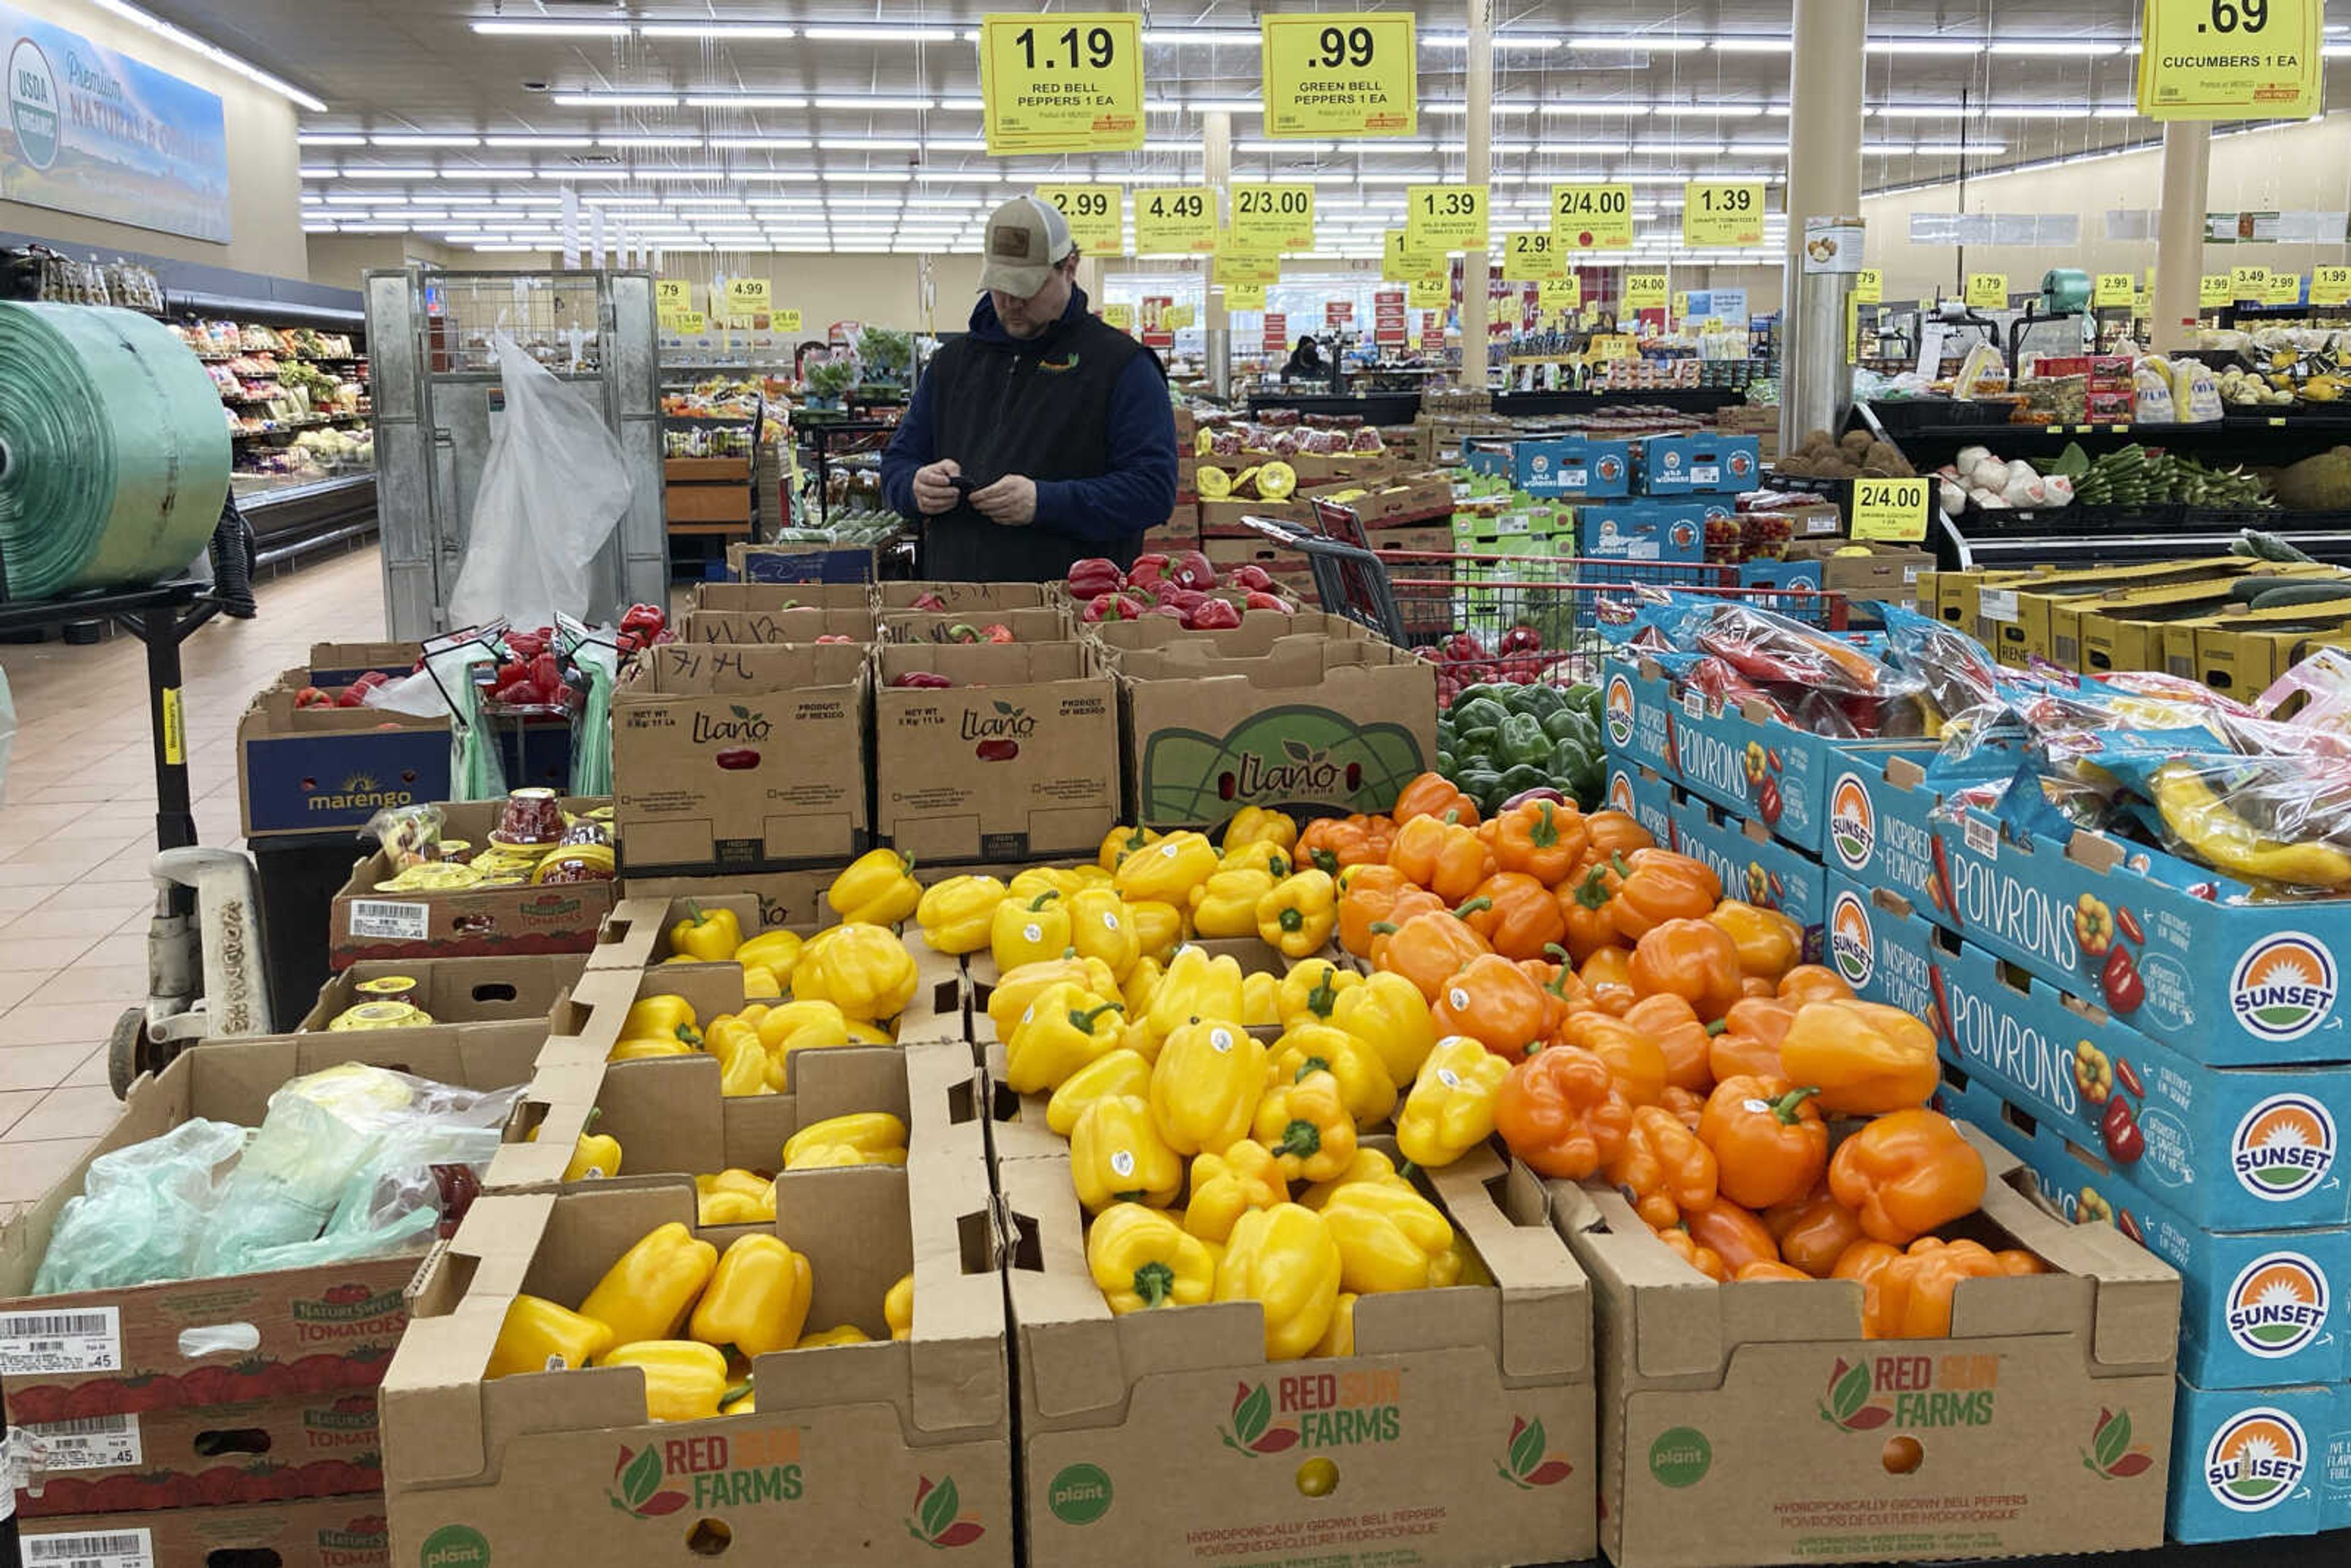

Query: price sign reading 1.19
1035;185;1123;253
1551;183;1634;252
980;12;1144;155
1502;231;1565;281
1681;181;1766;247
2137;0;2321;121
1259;12;1417;139
1404;184;1488;254
1229;184;1316;253
1133;187;1218;254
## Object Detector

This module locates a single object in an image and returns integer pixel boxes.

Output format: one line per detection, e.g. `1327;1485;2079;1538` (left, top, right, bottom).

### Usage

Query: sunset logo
1828;773;1875;871
2224;1253;2331;1360
2203;1407;2307;1512
1828;890;1874;989
1604;672;1635;748
1607;771;1635;816
2230;1094;2337;1202
2229;932;2338;1042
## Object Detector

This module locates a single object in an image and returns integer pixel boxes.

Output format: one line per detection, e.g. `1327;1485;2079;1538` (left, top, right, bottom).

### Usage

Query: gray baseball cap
980;195;1076;296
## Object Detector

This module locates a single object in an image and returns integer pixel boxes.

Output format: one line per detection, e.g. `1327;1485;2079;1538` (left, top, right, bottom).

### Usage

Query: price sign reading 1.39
1405;184;1488;254
1682;182;1766;247
1260;12;1417;140
1229;184;1316;253
1035;185;1122;253
1133;187;1218;254
2137;0;2322;121
1551;184;1634;251
980;12;1144;156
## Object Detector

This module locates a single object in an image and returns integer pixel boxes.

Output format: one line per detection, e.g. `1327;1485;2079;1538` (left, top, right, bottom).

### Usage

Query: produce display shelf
1876;415;2351;471
231;413;368;439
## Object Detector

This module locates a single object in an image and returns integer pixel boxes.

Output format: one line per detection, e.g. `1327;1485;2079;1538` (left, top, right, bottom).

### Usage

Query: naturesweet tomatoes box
19;1494;391;1568
16;1387;383;1518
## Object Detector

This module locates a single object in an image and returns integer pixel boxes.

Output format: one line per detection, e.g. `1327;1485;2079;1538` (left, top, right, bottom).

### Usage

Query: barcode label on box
23;1528;153;1568
1682;689;1704;720
348;899;430;941
1964;816;1998;858
1804;511;1840;535
1978;589;2020;624
0;1305;121;1373
1689;463;1720;486
25;1413;143;1471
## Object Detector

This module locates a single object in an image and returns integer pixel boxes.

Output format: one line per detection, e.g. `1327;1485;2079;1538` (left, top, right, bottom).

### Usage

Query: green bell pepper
1548;736;1600;786
1512;683;1569;723
1450;683;1511;715
1495;763;1550;801
1452;697;1512;735
1494;713;1553;770
1454;767;1505;812
1457;725;1499;762
1540;707;1586;744
1435;750;1457;776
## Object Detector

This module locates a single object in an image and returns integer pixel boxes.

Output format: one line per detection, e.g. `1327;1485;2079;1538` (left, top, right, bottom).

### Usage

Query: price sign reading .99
1133;187;1218;254
980;13;1144;155
1404;184;1488;253
1682;182;1766;247
1229;184;1316;253
1035;185;1123;253
1259;12;1417;139
1551;184;1634;251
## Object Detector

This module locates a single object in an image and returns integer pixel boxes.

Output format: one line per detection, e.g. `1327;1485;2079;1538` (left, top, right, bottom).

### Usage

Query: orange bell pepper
1389;814;1493;904
1297;817;1367;876
1337;863;1415;959
1709;996;1794;1084
1777;964;1854;1007
1375;906;1491;1001
1559;1010;1667;1106
1605;1103;1719;1227
1629;917;1743;1020
1832;1237;1902;1283
1684;1198;1779;1276
1739;975;1778;999
1491;798;1589;886
1828;1108;1989;1245
1392;772;1478;827
1864;1236;2008;1339
1709;900;1802;981
1493;1045;1633;1179
1660;1083;1706;1130
1657;1225;1728;1281
1700;1074;1828;1210
1579;945;1636;1013
1778;1000;1940;1116
1430;951;1553;1059
1463;871;1568;961
1621;992;1713;1094
1606;849;1720;942
1765;1187;1867;1279
1736;1259;1814;1282
1556;865;1622;962
1521;950;1591;1035
1577;810;1654;872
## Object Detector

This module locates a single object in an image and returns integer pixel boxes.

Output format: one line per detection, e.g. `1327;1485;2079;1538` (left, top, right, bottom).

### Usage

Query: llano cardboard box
999;1145;1595;1568
299;952;588;1031
1554;1127;2181;1567
325;796;615;969
612;640;871;876
381;1046;1011;1568
1086;610;1372;661
20;1495;392;1568
872;642;1119;863
1119;637;1436;831
18;1386;384;1517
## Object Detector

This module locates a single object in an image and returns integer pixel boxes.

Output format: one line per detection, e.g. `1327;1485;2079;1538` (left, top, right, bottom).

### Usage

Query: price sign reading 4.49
2138;0;2322;121
1260;12;1417;139
1230;184;1316;253
1551;183;1634;251
980;12;1144;155
1036;185;1123;253
1134;187;1218;254
1405;184;1488;253
1502;230;1565;282
1682;182;1765;247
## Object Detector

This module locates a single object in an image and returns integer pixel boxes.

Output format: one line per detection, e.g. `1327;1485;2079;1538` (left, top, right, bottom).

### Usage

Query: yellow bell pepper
696;1169;775;1226
1395;1036;1512;1169
797;1324;870;1348
915;874;1007;955
786;1141;906;1168
1299;1147;1413;1209
1149;1018;1267;1157
1089;1201;1217;1312
527;1111;621;1181
740;964;783;1000
1143;945;1247;1046
1257;869;1338;960
1183;1138;1289;1244
734;929;804;986
846;1019;894;1045
1121;955;1163;1020
1127;899;1186;964
710;1022;774;1098
1315;1292;1359;1358
985;953;1120;1042
1008;865;1086;903
688;1234;813;1357
1320;1180;1460;1294
601;1339;740;1422
668;903;742;963
1242;970;1282;1029
1100;823;1160;872
1447;1236;1492;1287
485;1294;613;1378
828;847;921;927
1046;1047;1154;1138
1272;1024;1397;1126
1224;806;1299;855
751;1000;852;1091
1068;888;1141;980
792;923;918;1022
1331;972;1438;1087
1070;863;1114;889
885;1271;915;1340
1254;1067;1357;1183
1278;959;1363;1029
580;1222;718;1349
1071;1093;1184;1210
610;1037;696;1062
782;1112;908;1168
622;994;700;1047
1215;1201;1342;1361
1113;829;1219;906
991;890;1074;973
1189;867;1277;939
1219;838;1292;881
1003;983;1127;1094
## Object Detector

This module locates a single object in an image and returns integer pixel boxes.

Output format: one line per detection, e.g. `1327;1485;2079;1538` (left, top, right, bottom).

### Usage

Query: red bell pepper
1127;552;1171;593
909;590;948;612
1231;563;1276;593
2101;1094;2145;1163
1067;557;1126;599
619;602;666;639
1185;598;1243;631
2102;946;2145;1015
1499;625;1543;654
888;671;953;688
815;634;857;644
1141;601;1189;620
978;622;1016;643
1243;590;1293;612
1082;591;1146;623
1169;549;1217;591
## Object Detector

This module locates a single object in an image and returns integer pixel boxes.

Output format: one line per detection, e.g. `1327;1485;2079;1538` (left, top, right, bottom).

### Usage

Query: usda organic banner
2;2;230;244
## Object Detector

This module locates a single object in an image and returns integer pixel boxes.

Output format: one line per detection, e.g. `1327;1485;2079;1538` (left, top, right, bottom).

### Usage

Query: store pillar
2152;122;2210;353
1780;0;1865;450
1204;109;1232;397
1460;0;1493;387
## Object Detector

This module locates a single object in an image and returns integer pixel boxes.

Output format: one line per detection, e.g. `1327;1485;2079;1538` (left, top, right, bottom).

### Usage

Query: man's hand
970;473;1038;527
911;458;963;516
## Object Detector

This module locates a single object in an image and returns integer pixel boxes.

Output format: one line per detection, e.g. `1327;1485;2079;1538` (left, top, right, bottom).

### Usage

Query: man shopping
880;196;1179;582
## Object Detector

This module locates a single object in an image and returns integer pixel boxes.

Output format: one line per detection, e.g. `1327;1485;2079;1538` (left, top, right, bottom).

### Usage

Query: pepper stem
1029;889;1061;910
1531;801;1559;849
1278;906;1305;933
1133;1261;1176;1308
1307;967;1338;1018
1296;1055;1331;1082
1070;1001;1125;1032
1774;1086;1822;1124
1452;896;1493;919
1273;1119;1322;1158
1573;869;1613;912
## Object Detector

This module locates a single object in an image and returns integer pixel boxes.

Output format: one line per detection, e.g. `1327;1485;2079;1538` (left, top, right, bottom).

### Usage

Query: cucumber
2249;581;2351;610
2227;575;2293;603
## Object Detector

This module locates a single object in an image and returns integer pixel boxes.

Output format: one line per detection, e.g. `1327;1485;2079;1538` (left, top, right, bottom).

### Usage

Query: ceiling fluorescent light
1865;39;1984;54
712;137;816;149
1570;35;1707;51
1657;104;1765;118
1981;106;2094;119
298;133;366;146
1988;40;2122;55
642;23;798;38
550;94;679;108
939;98;987;111
82;0;326;109
803;26;958;41
600;135;703;148
1183;99;1264;114
371;133;480;146
817;138;926;151
1709;37;1791;52
1142;29;1262;45
1541;104;1651;116
1872;105;1967;118
345;167;440;179
484;135;594;147
470;20;629;36
812;96;935;111
686;96;809;109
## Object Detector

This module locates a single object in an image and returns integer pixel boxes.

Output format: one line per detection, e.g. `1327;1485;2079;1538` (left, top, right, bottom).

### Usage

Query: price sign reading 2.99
1260;12;1417;138
1035;185;1122;253
980;13;1144;155
1404;184;1488;253
1682;182;1766;247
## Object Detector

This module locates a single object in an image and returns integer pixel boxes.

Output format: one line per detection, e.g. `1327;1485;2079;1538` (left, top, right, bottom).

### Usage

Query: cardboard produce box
325;796;615;969
300;952;589;1032
20;1495;392;1568
879;606;1072;645
872;642;1119;863
875;580;1056;612
18;1387;383;1518
999;1146;1595;1568
1120;637;1436;831
678;607;877;645
612;640;872;876
1086;610;1371;661
1782;541;1935;607
381;1049;1011;1568
239;667;452;839
700;579;874;612
1555;1127;2181;1567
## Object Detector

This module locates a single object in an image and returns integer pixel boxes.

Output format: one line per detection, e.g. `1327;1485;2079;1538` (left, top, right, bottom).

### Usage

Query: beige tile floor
0;545;385;1217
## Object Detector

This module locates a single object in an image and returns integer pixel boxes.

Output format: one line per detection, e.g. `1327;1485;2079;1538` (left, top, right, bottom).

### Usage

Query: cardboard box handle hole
179;1322;261;1357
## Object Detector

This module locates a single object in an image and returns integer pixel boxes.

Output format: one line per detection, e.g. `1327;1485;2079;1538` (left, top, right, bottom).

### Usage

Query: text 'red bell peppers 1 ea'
1828;1108;1990;1245
1778;1000;1940;1116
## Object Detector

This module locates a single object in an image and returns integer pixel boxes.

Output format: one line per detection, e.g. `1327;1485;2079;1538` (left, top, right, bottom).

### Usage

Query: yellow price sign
1224;282;1267;310
1539;276;1582;311
1551;183;1634;251
2200;274;2232;308
1846;293;1861;365
1405;184;1488;253
669;310;707;336
1588;334;1637;361
2267;271;2306;306
654;280;690;310
1103;302;1134;331
1681;181;1766;247
773;309;803;334
1671;291;1690;320
1624;272;1668;310
1036;185;1123;253
1164;303;1196;329
724;277;770;312
1965;272;2009;309
2231;264;2270;298
2094;272;2135;307
1230;184;1316;253
1382;228;1446;283
2312;266;2351;307
1854;268;1883;304
980;12;1144;155
2137;0;2321;121
1501;230;1565;282
1216;250;1279;286
1851;477;1931;544
1259;12;1417;139
1408;275;1450;308
1134;187;1218;253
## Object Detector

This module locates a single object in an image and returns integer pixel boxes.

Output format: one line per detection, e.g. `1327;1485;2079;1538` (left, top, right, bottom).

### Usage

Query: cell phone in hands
948;474;980;495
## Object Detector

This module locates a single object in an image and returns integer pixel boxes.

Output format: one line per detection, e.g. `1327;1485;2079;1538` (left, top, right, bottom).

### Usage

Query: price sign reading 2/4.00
1035;185;1122;253
1553;184;1633;251
1229;184;1316;253
1133;187;1218;254
1260;12;1417;139
980;13;1144;156
1404;184;1488;253
1682;182;1766;247
1851;477;1931;542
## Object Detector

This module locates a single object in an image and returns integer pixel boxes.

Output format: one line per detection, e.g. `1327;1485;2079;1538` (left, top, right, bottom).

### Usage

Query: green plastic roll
0;301;230;599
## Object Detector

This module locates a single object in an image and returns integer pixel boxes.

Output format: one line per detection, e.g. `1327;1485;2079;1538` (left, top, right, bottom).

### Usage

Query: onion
1969;486;2011;509
2042;475;2075;505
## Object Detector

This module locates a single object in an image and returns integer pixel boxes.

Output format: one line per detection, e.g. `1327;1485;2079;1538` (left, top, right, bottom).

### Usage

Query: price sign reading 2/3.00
1229;184;1316;253
1682;182;1765;247
1133;187;1218;254
1259;12;1417;139
980;12;1144;156
1404;184;1488;253
1551;184;1633;251
1035;185;1122;253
